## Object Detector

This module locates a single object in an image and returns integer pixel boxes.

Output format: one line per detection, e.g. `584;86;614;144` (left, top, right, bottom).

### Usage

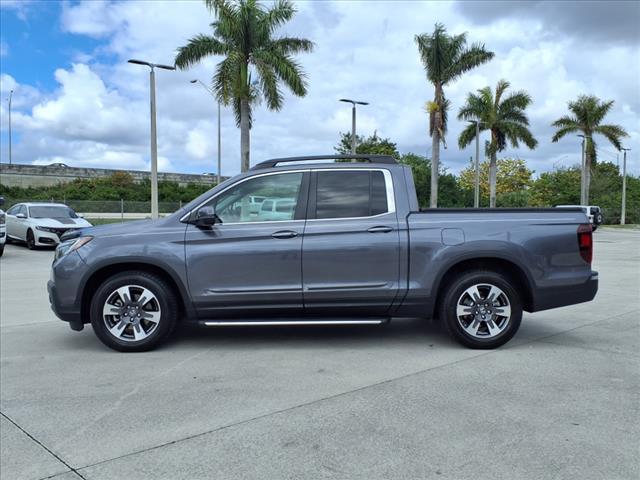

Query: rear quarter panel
398;209;592;316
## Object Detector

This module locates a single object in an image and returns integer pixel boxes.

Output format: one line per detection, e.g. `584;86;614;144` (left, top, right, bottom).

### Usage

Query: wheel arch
433;256;534;319
80;261;193;323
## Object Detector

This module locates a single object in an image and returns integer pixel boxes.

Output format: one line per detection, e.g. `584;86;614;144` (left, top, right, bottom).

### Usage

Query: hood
35;217;93;228
59;216;182;242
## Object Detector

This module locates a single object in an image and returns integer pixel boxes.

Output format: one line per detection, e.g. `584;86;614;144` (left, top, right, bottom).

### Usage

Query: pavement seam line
0;412;88;480
37;470;84;480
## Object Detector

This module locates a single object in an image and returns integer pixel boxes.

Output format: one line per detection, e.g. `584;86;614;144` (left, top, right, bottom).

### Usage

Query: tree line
174;0;629;209
336;131;639;224
1;137;637;223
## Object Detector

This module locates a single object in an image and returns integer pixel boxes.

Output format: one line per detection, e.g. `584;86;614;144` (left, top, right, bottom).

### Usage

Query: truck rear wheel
90;271;178;352
439;270;522;349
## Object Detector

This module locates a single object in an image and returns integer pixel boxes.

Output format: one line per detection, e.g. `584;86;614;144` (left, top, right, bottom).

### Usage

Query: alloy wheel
102;285;161;342
456;283;511;339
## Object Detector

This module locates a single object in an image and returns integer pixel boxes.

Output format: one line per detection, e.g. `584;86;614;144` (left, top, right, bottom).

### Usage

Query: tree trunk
240;97;250;172
584;146;591;205
489;150;497;208
430;128;439;208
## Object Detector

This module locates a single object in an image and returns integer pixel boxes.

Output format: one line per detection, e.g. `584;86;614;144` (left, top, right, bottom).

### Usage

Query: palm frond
551;115;580;129
457;122;478;149
551;126;579;143
594;124;629;150
494;79;510;106
271;37;314;54
175;34;228;69
444;42;494;83
263;0;295;33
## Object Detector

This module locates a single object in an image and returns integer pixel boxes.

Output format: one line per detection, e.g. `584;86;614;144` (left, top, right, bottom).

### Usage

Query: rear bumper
532;272;598;312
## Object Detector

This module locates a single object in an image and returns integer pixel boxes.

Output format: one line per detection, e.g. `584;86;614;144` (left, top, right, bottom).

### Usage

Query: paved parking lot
1;228;638;480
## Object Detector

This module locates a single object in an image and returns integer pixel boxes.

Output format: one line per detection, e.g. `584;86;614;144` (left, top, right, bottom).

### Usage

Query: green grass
602;224;640;230
85;218;141;226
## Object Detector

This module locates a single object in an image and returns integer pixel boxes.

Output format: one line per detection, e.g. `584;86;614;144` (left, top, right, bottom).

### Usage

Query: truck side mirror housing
194;206;222;228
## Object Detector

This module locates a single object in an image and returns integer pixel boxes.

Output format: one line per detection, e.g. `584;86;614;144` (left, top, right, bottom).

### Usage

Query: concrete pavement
1;228;638;479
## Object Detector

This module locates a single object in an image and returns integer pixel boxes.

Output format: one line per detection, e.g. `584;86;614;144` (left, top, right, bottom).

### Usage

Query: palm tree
551;95;628;204
175;0;313;172
458;79;538;208
415;23;494;207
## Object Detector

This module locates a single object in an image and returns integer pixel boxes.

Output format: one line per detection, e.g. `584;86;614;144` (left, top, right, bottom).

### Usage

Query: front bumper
35;230;62;246
48;280;84;330
47;251;88;331
532;272;598;312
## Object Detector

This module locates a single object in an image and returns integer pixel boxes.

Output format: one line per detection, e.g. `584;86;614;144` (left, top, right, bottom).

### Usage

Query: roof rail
251;154;398;170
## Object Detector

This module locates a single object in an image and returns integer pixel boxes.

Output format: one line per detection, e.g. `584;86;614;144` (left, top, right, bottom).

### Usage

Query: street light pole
128;59;175;219
620;147;630;225
339;99;369;154
467;120;483;208
8;90;13;165
578;134;586;205
191;79;222;184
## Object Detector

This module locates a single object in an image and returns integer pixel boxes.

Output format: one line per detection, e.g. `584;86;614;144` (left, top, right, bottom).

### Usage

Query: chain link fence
3;198;183;221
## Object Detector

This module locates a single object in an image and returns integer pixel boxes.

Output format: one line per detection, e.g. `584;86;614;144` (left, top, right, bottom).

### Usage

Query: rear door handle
367;226;393;233
272;230;298;239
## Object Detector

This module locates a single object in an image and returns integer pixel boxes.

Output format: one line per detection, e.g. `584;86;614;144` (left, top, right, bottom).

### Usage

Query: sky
0;0;639;178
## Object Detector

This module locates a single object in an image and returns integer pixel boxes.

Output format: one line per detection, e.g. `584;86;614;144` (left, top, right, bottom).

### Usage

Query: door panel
184;170;309;318
302;215;400;314
185;221;304;317
302;169;400;315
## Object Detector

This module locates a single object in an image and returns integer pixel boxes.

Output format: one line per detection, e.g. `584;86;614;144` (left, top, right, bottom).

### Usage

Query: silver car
5;202;92;249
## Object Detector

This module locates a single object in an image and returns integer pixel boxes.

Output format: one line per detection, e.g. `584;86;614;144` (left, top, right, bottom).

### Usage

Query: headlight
36;226;58;233
55;236;93;260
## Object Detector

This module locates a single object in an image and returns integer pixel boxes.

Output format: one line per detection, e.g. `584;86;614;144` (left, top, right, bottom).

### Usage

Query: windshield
29;206;78;219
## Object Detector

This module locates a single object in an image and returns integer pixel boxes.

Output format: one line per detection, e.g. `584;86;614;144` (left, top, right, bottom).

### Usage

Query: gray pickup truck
48;155;598;352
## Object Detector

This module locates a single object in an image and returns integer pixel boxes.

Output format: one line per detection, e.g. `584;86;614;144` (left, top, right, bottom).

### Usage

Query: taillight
577;224;592;264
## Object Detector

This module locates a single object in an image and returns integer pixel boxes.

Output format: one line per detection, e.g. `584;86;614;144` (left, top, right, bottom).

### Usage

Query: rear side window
315;170;389;219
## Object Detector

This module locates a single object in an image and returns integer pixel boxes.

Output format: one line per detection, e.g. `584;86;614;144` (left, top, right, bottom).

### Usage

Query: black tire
439;270;523;349
592;225;598;232
26;229;36;250
0;244;4;257
90;271;178;352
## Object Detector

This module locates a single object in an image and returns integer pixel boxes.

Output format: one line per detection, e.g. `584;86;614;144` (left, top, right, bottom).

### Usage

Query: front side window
204;172;303;223
315;170;390;219
6;205;20;216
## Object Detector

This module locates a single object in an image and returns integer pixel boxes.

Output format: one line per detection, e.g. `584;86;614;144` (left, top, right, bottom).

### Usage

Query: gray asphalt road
1;228;638;480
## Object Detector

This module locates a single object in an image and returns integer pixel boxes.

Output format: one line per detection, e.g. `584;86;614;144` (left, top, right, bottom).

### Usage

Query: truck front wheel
439;270;522;349
89;271;178;352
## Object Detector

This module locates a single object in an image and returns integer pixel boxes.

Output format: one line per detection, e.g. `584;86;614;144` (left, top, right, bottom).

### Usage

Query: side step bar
202;319;387;327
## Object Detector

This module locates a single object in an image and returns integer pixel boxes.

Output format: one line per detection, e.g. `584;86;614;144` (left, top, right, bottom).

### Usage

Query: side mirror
16;213;27;219
193;206;222;228
0;196;4;207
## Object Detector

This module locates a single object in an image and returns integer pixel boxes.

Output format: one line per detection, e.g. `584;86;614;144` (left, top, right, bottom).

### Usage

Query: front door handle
367;226;393;233
272;230;298;239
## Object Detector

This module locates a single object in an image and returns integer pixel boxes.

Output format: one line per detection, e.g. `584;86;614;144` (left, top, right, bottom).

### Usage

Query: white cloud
2;0;639;177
